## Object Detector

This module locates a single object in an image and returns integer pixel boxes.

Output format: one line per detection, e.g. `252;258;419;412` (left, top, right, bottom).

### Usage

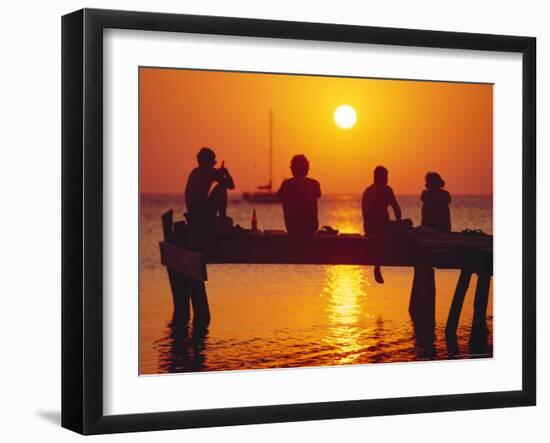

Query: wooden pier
159;210;492;340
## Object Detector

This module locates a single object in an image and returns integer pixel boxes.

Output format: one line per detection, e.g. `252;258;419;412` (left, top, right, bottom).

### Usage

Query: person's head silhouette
290;154;309;178
374;166;388;185
425;172;445;190
197;147;216;168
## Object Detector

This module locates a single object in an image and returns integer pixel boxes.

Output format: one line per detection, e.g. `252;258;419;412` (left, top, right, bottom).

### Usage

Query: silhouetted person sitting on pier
277;154;321;236
185;147;235;233
421;172;451;232
362;166;413;283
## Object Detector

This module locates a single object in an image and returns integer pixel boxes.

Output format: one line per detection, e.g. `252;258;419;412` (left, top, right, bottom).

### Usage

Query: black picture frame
62;8;536;435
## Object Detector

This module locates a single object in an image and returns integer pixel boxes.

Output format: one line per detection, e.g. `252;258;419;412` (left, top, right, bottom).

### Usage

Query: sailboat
242;110;280;204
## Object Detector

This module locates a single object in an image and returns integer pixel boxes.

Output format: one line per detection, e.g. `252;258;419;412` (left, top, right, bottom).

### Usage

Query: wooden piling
445;269;472;336
161;210;174;243
162;210;211;324
167;271;210;324
167;269;191;321
189;280;211;325
164;211;191;318
471;272;491;339
409;265;436;328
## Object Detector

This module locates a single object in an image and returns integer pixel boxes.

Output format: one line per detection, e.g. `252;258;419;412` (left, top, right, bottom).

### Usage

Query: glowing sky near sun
140;68;492;195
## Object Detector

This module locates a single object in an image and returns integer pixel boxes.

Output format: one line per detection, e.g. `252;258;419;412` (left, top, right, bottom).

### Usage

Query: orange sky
140;67;492;195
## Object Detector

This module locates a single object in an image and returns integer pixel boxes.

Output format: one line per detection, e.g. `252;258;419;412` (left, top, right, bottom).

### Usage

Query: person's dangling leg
366;222;386;284
374;265;384;284
372;219;412;284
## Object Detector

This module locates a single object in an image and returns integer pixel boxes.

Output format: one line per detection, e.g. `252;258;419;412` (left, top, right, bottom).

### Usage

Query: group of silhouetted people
184;147;451;238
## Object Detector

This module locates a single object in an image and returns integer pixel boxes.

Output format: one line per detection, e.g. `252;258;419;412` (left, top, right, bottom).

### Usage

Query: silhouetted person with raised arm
185;147;234;232
362;166;412;283
421;172;451;232
277;154;321;236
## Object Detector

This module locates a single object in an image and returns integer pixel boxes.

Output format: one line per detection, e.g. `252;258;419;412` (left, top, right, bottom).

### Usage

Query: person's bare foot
374;265;384;284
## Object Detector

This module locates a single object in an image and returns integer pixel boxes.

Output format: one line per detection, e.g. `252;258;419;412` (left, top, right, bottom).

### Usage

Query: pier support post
189;279;211;325
409;265;436;328
470;272;491;341
162;210;210;325
445;269;472;337
167;270;211;324
167;269;191;321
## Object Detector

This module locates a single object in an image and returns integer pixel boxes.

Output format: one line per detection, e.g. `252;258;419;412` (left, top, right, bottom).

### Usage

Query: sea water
139;195;493;374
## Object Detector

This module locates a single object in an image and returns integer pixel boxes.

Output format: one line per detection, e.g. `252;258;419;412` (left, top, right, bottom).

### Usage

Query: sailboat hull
242;192;280;204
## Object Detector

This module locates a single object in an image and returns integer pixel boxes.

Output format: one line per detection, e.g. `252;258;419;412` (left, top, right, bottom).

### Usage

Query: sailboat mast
269;109;273;190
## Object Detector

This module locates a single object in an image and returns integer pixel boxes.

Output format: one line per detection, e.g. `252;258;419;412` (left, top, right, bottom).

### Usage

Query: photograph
139;67;494;375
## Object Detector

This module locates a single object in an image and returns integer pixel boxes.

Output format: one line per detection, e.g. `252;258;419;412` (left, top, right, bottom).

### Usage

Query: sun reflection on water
323;206;363;234
322;265;370;364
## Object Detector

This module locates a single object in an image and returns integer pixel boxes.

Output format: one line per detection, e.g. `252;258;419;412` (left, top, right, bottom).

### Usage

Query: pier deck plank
160;230;492;275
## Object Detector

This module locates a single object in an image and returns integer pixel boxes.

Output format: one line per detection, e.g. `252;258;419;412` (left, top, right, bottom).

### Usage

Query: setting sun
334;104;357;129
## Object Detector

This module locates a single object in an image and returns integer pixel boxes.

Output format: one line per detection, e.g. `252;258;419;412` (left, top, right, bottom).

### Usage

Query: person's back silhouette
185;147;235;232
421;172;451;231
277;154;321;236
362;166;411;235
362;166;412;283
